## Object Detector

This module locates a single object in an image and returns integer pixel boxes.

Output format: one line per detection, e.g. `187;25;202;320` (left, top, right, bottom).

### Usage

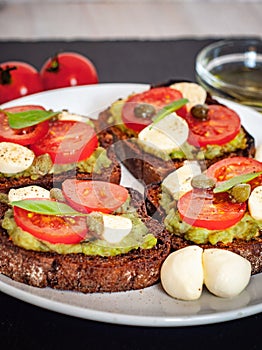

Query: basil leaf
6;110;60;129
11;199;87;216
213;172;262;193
151;98;188;126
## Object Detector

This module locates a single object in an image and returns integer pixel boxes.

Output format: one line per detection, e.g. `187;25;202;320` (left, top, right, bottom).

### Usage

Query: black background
0;39;261;350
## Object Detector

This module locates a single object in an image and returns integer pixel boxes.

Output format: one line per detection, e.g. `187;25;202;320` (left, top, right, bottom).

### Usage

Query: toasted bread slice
0;188;171;293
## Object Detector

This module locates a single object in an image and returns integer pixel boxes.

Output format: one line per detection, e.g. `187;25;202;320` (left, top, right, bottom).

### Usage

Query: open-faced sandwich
0;105;121;192
145;156;262;275
0;180;171;293
95;82;255;184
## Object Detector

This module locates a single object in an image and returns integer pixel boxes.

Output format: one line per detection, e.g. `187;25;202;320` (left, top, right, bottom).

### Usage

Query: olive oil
197;57;262;111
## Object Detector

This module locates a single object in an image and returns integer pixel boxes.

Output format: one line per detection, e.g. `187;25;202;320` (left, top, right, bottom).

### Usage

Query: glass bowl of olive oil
195;39;262;112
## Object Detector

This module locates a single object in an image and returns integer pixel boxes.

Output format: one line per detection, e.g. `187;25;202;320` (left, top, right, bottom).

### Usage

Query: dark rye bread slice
94;93;255;185
0;147;121;193
0;188;171;293
145;183;262;276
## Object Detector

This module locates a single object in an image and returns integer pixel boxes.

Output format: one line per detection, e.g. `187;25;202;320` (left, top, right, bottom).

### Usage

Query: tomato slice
186;105;241;147
206;156;262;189
13;203;88;244
30;120;98;164
121;87;187;132
177;189;246;230
62;179;129;214
0;105;49;146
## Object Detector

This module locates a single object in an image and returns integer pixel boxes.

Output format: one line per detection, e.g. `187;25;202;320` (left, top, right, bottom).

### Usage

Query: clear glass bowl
195;39;262;111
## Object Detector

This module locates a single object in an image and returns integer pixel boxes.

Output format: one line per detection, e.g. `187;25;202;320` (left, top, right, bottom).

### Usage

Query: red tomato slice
62;179;129;214
0;61;43;104
177;189;246;230
121;87;187;132
40;52;98;90
0;105;49;146
206;156;262;189
13;204;87;244
30;120;98;164
186;105;241;147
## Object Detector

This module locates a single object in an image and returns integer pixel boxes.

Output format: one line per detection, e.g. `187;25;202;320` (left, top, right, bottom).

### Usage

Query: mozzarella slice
138;112;189;154
160;246;204;301
8;185;50;202
162;161;201;200
203;249;251;298
170;82;207;111
248;186;262;220
0;142;35;174
255;145;262;162
102;214;132;244
58;110;90;123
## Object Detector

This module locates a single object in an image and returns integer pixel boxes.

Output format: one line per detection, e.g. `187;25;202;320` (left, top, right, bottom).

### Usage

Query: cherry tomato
121;87;187;132
40;52;98;90
186;105;241;147
177;189;246;230
30;120;98;164
0;105;49;146
0;61;43;104
62;179;129;214
206;157;262;189
13;202;87;244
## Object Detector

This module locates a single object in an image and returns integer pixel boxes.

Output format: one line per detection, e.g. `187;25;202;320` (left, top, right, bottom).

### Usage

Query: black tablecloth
0;39;261;350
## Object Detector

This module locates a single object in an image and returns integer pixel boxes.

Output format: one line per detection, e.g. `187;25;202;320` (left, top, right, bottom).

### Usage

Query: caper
191;104;209;120
50;188;65;202
230;183;251;203
31;154;53;176
191;174;216;190
134;103;156;119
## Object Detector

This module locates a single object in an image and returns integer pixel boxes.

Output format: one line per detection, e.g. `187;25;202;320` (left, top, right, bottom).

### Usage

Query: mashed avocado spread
160;189;262;245
0;147;112;180
1;205;157;257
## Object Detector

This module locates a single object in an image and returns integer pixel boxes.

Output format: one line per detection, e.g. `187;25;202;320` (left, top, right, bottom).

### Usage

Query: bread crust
0;188;171;293
145;183;262;275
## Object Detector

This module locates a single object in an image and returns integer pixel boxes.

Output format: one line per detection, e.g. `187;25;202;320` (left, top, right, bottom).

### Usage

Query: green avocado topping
160;187;262;245
1;206;157;257
0;146;112;179
164;209;262;245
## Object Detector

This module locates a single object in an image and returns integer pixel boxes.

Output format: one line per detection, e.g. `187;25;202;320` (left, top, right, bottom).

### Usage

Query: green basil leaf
6;110;60;129
213;171;262;193
151;98;188;126
11;199;87;216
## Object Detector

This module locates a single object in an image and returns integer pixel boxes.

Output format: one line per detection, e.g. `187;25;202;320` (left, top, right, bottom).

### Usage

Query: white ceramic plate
1;83;262;327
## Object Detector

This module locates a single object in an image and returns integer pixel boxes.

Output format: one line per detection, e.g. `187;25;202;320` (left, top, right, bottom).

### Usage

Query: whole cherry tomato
0;61;43;104
40;52;99;90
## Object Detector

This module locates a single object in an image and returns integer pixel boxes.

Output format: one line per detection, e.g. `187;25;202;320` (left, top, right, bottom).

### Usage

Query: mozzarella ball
160;246;204;301
203;249;251;298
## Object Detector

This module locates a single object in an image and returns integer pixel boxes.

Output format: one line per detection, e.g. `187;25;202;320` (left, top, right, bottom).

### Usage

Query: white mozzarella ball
102;214;132;244
160;246;204;301
170;82;207;111
203;249;251;298
248;186;262;221
0;142;35;174
8;186;50;202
